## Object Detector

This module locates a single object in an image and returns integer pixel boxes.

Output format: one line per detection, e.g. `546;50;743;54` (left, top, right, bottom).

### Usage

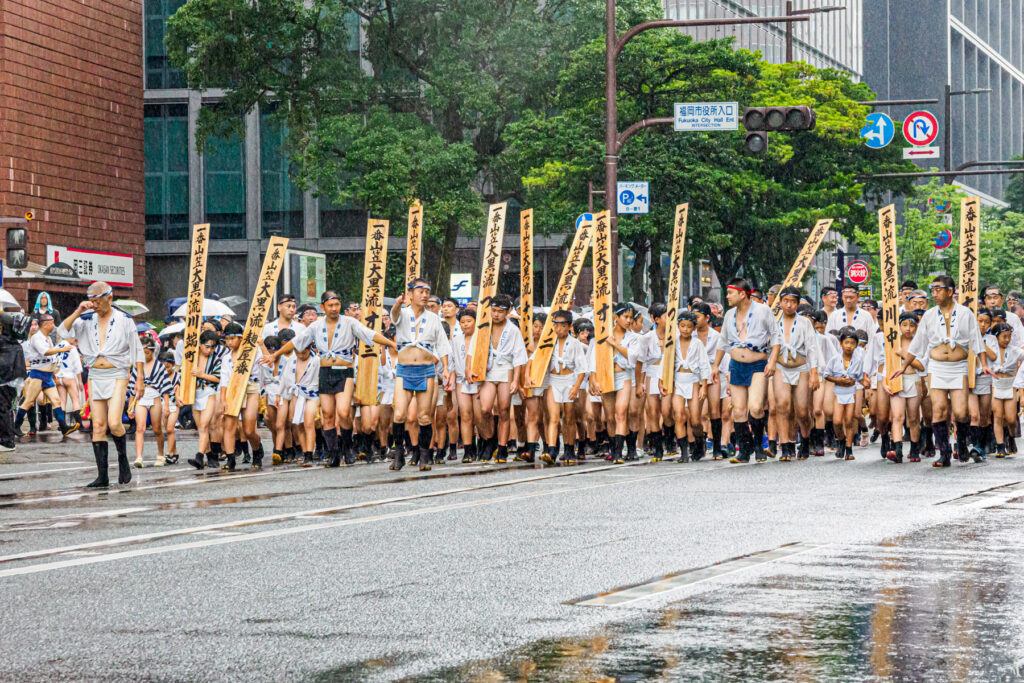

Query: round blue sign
860;113;895;149
933;229;953;249
575;213;594;231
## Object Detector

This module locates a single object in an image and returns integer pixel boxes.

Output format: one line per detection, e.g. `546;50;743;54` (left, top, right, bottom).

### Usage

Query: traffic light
744;131;768;154
699;259;712;287
742;106;817;132
6;225;27;270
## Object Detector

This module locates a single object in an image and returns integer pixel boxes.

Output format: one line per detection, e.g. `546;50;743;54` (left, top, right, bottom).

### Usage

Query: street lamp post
944;86;992;171
785;2;845;64
604;3;808;296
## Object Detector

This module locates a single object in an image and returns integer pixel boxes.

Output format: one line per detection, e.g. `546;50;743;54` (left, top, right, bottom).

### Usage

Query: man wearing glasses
60;281;145;487
891;275;991;467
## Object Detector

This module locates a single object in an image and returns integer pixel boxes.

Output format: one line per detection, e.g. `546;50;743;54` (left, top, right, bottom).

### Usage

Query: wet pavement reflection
409;507;1024;682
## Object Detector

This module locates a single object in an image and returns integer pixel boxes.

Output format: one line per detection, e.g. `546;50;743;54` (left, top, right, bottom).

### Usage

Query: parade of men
6;3;1024;678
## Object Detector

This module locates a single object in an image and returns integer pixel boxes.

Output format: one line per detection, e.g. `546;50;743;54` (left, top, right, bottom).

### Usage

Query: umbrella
171;299;235;318
115;299;149;316
159;321;186;338
136;322;155;334
220;295;248;310
0;288;21;312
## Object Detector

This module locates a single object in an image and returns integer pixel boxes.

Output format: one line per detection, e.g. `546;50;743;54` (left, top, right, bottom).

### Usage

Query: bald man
60;282;144;487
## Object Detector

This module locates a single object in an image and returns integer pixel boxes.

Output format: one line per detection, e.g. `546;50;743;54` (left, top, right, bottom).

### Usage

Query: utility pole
604;4;808;297
785;2;845;64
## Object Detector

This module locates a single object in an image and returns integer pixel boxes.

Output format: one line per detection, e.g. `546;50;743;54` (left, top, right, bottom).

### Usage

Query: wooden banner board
592;210;614;394
878;205;903;394
405;201;422;283
661;204;689;393
959;196;980;386
356;218;390;405
519;209;534;344
224;237;289;416
468;202;508;381
770;218;835;319
528;218;594;388
180;223;210;405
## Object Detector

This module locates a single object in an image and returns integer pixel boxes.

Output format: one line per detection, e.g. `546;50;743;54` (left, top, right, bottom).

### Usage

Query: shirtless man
891;275;991;467
60;281;144;487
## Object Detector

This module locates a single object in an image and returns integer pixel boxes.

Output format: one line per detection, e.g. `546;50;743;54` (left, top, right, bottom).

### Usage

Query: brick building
0;0;145;315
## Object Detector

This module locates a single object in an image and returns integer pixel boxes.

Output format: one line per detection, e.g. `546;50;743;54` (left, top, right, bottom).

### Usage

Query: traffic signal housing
744;131;768;154
742;105;817;132
6;221;27;271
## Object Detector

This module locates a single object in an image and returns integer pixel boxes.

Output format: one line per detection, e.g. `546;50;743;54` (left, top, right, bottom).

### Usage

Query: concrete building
864;0;1024;206
1;0;145;313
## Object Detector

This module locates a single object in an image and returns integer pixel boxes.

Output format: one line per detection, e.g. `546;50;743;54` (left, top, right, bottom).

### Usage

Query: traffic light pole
604;4;807;298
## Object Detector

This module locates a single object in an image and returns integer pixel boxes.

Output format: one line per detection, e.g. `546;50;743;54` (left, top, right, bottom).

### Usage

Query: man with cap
60;281;145;487
772;286;820;461
713;278;782;463
265;290;396;467
891;275;991;466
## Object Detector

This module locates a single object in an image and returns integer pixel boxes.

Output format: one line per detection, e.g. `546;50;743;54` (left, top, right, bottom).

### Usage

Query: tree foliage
503;32;917;303
166;0;662;294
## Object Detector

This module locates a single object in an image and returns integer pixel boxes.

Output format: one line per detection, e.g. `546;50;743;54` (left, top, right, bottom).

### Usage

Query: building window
145;103;189;241
319;193;365;238
145;0;187;89
204;125;246;240
260;113;304;238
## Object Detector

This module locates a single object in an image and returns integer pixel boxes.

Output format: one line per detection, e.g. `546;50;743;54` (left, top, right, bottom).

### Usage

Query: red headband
727;285;750;294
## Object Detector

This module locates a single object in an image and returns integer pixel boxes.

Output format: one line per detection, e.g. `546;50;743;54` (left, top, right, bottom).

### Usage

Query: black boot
612;434;625;464
677;437;690;463
564;442;576;463
797;435;810;460
341;428;356;466
418;425;433;467
648;432;663;462
932;422;952;467
710;418;723;459
691;435;705;461
778;442;792;462
324;428;340;468
187;451;206;469
239;441;251;464
887;440;903;464
541;444;556;465
86;441;109;487
955;421;970;462
390;424;406;470
302;451;314;467
418;442;432;471
112;433;131;483
207;442;221;469
251;445;264;470
751;417;767;461
462;442;476;464
624;431;638;461
908;439;921;462
922;424;935;458
730;422;750;463
968;425;985;463
223;451;237;471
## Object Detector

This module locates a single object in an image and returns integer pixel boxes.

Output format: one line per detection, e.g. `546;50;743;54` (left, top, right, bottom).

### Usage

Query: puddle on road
409;510;1024;682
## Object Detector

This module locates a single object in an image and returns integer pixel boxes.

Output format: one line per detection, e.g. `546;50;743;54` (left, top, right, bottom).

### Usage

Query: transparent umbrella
114;299;149;317
171;299;235;318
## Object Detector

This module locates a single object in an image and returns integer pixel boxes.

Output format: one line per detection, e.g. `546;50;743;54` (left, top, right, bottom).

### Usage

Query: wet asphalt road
2;430;1024;681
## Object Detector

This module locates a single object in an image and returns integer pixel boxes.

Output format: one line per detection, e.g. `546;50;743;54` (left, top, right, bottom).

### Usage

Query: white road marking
0;462;748;577
0;507;154;530
0;466;92;479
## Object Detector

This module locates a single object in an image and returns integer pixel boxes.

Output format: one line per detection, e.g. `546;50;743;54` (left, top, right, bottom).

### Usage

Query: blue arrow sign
860;112;894;149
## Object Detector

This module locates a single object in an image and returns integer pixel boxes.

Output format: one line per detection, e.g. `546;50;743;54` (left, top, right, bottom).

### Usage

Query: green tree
167;0;662;295
503;33;916;303
852;178;964;293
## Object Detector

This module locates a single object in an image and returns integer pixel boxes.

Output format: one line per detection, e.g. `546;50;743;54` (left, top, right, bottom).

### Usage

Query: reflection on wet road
420;506;1024;682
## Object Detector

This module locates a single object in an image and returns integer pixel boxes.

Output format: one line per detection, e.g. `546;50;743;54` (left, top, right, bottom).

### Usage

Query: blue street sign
860;113;894;149
617;181;649;214
575;213;594;231
933;230;952;249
